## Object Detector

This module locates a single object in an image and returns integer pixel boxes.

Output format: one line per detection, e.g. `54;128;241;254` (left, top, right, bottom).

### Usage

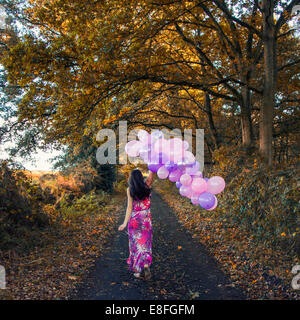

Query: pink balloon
137;129;150;143
154;138;169;154
191;178;207;195
169;137;183;149
150;130;164;144
207;196;218;211
172;150;185;163
191;193;200;205
183;151;195;164
125;140;136;154
139;145;152;162
185;186;193;198
183;140;189;150
168;169;182;182
207;176;226;194
125;140;142;157
179;185;192;197
157;165;169;179
169;138;184;162
192;171;203;178
163;144;171;159
180;173;192;186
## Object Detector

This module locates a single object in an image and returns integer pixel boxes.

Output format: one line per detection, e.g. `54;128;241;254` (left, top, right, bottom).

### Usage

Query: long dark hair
129;169;151;201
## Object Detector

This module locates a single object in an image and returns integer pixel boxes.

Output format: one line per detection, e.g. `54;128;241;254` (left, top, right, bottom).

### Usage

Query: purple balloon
169;169;182;182
207;195;218;211
199;192;216;210
165;161;177;172
185;161;200;175
175;181;182;189
148;162;162;173
177;161;187;171
147;137;153;145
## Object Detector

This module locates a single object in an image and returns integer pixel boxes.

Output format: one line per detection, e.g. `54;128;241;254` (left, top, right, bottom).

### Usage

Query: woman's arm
118;188;133;231
145;171;154;187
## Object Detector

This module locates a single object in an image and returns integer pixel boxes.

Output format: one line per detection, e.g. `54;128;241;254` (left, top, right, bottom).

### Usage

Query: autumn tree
0;0;299;168
211;0;299;165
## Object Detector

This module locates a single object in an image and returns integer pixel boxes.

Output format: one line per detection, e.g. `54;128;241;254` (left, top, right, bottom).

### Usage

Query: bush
206;146;300;255
58;190;110;222
0;161;49;251
214;167;299;253
114;179;128;194
95;164;116;193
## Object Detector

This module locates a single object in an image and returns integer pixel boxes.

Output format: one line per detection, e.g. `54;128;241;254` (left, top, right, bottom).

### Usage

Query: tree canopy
0;0;299;167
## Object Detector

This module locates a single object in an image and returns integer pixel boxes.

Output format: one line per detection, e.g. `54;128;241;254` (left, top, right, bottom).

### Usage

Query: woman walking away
118;169;154;280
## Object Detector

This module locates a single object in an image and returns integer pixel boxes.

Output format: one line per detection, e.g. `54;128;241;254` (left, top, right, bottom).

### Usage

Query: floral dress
127;193;152;274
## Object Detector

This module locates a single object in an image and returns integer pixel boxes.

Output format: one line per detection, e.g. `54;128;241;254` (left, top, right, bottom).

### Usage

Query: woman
118;169;154;280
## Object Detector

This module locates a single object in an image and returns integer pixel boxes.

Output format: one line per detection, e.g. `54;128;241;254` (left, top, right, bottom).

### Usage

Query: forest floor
155;184;299;300
1;188;298;300
70;191;244;300
0;194;122;300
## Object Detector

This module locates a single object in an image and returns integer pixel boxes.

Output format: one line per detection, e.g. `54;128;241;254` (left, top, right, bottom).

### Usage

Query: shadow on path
71;191;245;300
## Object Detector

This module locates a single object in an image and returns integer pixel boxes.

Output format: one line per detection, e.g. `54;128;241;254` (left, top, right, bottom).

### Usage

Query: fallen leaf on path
189;290;200;299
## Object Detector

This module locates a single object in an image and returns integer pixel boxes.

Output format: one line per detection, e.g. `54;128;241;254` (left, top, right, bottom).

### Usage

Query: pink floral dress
127;193;152;274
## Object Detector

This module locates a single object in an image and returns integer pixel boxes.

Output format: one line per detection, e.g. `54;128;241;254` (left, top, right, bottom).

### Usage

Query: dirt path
71;190;245;300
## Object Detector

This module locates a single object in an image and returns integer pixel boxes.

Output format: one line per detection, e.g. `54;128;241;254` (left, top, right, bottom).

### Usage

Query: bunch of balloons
125;129;225;210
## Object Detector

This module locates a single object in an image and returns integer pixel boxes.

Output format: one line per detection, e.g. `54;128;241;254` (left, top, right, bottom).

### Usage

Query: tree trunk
261;0;276;167
204;93;222;149
240;77;254;147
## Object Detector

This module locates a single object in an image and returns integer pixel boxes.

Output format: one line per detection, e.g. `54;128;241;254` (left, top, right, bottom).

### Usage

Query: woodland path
71;190;245;300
